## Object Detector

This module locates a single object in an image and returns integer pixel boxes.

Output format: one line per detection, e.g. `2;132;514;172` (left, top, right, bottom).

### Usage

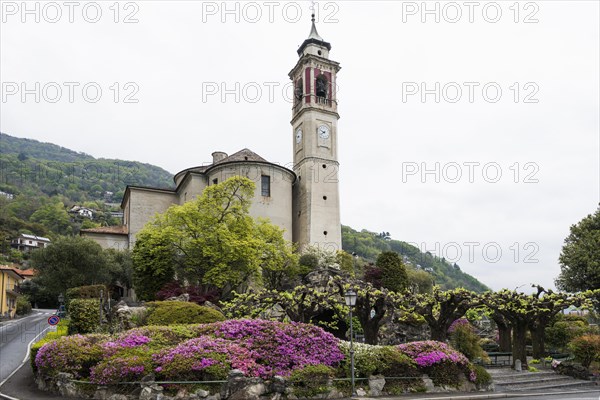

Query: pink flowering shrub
35;319;343;383
153;337;260;380
125;325;196;347
194;319;345;377
398;341;473;387
101;332;151;357
35;334;106;378
90;353;152;384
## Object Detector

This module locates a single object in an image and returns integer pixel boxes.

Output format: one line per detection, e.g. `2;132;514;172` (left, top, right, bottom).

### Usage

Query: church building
82;16;342;253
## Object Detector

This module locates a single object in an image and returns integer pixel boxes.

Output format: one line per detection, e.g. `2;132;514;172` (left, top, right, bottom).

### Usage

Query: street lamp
344;289;357;397
57;293;65;318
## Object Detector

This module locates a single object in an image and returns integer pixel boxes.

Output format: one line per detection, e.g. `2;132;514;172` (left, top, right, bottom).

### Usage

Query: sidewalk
0;362;84;400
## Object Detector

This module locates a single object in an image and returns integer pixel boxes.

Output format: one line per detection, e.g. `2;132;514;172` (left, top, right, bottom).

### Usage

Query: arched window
295;78;303;102
316;75;328;100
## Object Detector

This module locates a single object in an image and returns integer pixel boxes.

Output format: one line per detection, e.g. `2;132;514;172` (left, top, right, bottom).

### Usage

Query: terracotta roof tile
214;149;268;165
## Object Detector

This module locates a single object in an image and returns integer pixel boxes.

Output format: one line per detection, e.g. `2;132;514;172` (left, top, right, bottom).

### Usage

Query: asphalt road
0;310;54;385
504;393;600;400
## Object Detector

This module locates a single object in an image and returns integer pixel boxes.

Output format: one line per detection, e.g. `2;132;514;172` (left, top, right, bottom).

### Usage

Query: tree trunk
512;322;528;369
498;323;512;352
531;323;546;359
430;324;447;342
363;323;379;345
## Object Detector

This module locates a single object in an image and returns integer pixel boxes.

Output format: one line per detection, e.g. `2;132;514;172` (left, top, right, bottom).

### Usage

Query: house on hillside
0;266;25;319
69;206;95;219
11;234;51;252
0;191;14;200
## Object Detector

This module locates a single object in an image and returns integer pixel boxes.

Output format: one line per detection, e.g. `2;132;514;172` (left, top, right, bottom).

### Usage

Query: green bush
471;365;491;387
338;342;423;394
289;365;335;399
378;347;423;394
428;362;464;387
546;320;589;352
338;342;387;378
450;323;486;361
68;299;100;334
127;325;197;348
145;301;225;326
569;334;600;368
16;296;32;315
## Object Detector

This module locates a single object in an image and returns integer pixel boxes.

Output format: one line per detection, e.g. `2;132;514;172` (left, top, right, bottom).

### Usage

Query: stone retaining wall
36;369;493;400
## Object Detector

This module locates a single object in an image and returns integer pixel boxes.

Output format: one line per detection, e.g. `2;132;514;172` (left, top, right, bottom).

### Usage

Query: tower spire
308;13;323;41
297;11;331;56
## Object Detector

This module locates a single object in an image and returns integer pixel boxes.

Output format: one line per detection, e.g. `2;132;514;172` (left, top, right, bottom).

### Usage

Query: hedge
16;296;32;315
68;299;101;334
145;301;225;326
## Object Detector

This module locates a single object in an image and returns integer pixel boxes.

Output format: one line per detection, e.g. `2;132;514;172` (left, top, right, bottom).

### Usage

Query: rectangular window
261;175;271;197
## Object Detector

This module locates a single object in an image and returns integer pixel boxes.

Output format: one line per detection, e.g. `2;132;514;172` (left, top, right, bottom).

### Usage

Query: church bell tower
290;14;341;252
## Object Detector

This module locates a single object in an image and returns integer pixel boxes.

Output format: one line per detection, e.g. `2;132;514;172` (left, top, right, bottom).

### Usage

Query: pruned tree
407;287;479;342
481;288;595;366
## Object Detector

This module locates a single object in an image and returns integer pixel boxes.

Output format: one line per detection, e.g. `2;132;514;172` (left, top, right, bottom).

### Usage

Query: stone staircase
489;368;599;392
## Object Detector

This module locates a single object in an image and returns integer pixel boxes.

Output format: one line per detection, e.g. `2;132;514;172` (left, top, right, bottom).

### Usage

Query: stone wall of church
177;173;208;204
207;163;294;241
125;189;178;247
83;233;129;251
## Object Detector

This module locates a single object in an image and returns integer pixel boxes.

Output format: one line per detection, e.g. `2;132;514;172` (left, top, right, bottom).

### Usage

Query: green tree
556;206;600;295
131;233;176;301
256;219;299;290
132;177;296;300
336;251;355;276
407;268;434;293
29;198;72;235
30;236;110;302
376;251;408;292
105;249;134;296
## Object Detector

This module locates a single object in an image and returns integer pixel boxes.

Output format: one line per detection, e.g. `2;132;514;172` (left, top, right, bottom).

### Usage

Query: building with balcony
0;266;25;319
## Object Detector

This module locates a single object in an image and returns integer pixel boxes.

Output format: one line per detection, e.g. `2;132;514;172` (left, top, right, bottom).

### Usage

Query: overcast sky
1;1;598;291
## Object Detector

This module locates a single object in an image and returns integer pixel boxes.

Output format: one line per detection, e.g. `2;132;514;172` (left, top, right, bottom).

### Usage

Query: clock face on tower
317;125;330;139
295;128;303;144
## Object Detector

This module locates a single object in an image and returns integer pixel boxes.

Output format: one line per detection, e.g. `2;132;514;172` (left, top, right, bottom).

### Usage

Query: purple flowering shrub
35;334;107;378
193;319;344;378
398;341;474;387
101;331;151;357
90;353;152;384
35;319;343;383
125;325;196;347
153;337;259;380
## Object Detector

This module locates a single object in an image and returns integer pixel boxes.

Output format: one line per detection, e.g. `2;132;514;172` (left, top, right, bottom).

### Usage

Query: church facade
83;17;342;253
